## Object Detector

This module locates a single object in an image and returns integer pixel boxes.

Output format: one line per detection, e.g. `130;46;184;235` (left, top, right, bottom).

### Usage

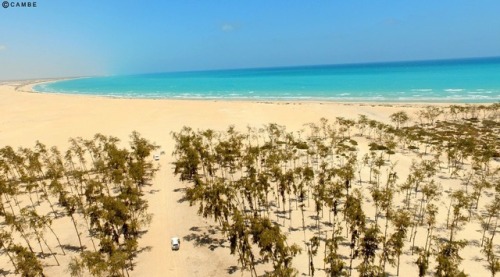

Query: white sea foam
411;89;433;92
467;91;484;94
444;88;464;93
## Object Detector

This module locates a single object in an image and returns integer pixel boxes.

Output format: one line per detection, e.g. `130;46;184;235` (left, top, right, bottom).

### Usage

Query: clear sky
1;0;500;80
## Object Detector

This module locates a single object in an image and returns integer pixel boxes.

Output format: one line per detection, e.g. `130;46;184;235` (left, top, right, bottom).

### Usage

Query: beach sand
0;81;497;276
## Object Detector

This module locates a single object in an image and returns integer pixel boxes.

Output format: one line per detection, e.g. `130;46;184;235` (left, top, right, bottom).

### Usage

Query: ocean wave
33;86;500;103
467;90;494;94
444;88;464;93
33;88;500;103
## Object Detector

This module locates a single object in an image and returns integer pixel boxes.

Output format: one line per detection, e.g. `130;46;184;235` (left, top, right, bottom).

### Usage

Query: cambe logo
2;1;37;8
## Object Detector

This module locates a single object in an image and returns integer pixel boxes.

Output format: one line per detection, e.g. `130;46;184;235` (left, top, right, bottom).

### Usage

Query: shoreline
16;76;91;93
19;79;498;105
0;81;447;149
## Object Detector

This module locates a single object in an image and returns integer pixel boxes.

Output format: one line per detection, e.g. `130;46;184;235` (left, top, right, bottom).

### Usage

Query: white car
171;237;180;250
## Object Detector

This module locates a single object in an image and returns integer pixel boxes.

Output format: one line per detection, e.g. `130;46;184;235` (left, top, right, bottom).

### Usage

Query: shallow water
34;57;500;103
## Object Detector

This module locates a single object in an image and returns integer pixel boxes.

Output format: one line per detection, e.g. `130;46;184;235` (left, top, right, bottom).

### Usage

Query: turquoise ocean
34;57;500;102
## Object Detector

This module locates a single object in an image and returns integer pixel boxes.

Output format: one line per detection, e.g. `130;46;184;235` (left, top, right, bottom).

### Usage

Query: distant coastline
10;77;85;94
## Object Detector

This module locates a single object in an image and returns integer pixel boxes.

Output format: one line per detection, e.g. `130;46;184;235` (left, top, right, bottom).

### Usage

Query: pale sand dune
0;83;496;277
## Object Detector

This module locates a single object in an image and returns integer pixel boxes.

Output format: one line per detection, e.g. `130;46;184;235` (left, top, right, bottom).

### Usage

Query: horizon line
120;55;500;77
3;55;500;82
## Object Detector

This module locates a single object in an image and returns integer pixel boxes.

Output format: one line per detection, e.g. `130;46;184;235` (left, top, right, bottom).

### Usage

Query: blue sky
1;0;500;80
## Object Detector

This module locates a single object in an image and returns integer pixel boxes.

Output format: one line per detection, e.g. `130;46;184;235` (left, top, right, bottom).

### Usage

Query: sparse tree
390;111;410;130
482;237;500;277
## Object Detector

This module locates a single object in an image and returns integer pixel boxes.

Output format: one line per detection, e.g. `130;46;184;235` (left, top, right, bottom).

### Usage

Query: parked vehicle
171;237;180;250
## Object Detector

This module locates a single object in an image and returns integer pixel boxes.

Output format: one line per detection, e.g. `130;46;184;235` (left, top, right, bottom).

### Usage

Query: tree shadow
137;246;152;253
61;244;83;253
183;232;222;248
339;254;350;260
52;211;67;219
174;187;189;203
274;210;288;219
309;215;320;221
469;239;481;247
305;223;319;232
323;220;333;227
434;237;451;244
36;252;56;259
146;189;160;194
227;265;239;274
435;226;448;233
208;228;218;235
339;241;351;248
484;191;494;197
177;195;189;203
190;226;201;232
288;226;301;232
183;225;226;251
438;174;450;180
472;255;483;262
0;268;12;276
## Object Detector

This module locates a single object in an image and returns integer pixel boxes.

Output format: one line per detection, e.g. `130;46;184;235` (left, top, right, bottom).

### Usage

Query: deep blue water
34;57;500;102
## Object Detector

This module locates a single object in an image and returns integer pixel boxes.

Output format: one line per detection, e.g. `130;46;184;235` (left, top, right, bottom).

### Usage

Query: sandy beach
0;81;498;277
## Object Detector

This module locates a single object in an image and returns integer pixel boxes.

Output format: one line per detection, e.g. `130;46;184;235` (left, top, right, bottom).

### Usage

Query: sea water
33;57;500;102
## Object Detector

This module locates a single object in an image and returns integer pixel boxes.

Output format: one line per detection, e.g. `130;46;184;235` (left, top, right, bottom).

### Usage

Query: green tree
324;223;346;277
386;209;411;276
10;244;44;277
358;225;382;277
482;237;500;277
434;239;467;277
0;230;18;272
251;216;301;276
390;111;410;130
